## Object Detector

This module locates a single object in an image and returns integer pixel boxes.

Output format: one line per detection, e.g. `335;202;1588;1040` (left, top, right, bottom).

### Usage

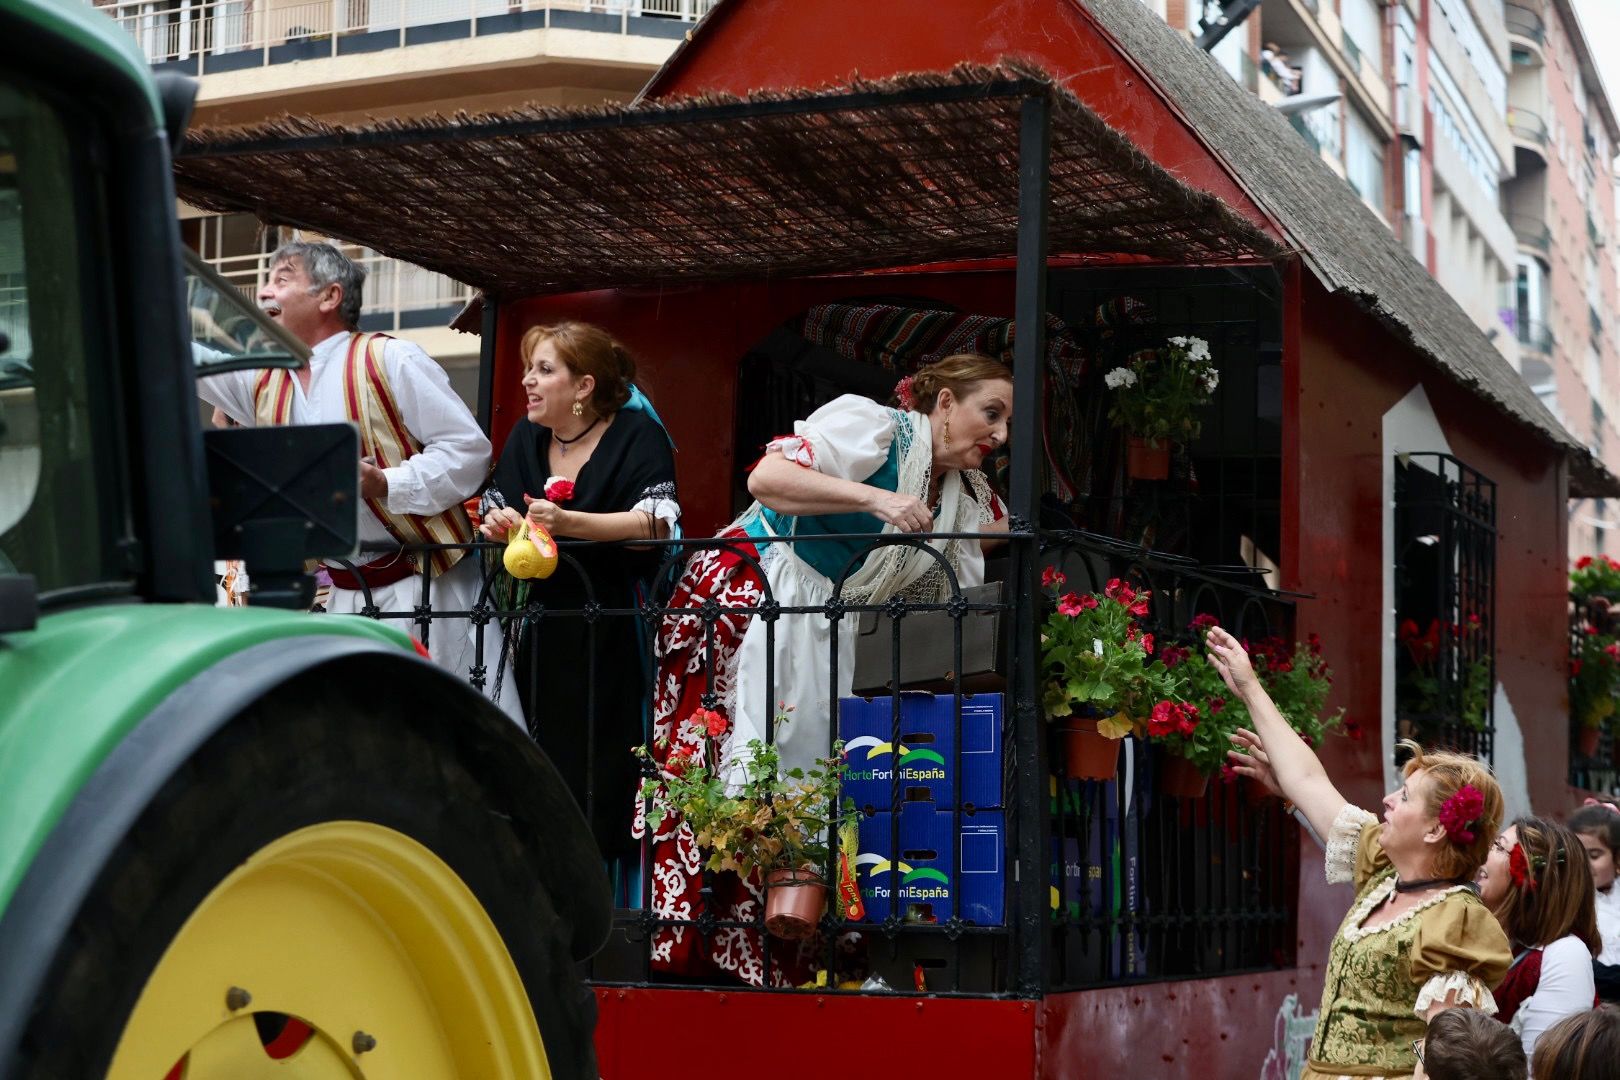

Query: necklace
1392;875;1469;895
553;415;601;456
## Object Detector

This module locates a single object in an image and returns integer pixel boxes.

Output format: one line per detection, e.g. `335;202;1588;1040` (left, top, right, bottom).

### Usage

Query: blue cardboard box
853;800;1005;926
838;693;1002;810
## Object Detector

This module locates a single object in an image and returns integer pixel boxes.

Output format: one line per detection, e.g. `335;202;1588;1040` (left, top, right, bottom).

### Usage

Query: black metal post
1010;91;1051;997
477;295;499;435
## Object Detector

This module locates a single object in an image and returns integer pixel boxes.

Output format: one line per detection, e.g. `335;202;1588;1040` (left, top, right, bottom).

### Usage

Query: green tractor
0;0;608;1076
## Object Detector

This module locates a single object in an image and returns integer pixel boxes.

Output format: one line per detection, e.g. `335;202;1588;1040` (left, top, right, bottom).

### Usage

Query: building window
1346;106;1386;211
1394;455;1497;762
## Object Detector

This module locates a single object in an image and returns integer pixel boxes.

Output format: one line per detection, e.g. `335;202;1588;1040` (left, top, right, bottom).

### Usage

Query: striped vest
253;332;472;577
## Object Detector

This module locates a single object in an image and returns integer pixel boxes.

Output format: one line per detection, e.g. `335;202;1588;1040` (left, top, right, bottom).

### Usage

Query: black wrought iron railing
304;521;1298;996
1393;454;1498;763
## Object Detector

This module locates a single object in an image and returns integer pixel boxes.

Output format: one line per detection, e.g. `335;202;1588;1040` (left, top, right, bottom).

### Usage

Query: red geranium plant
1039;569;1181;739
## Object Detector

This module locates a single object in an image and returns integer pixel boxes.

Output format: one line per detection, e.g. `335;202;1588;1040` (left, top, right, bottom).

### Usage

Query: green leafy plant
1571;554;1620;605
635;707;850;878
1039;568;1181;738
1152;635;1251;772
1104;335;1219;448
1571;628;1620;733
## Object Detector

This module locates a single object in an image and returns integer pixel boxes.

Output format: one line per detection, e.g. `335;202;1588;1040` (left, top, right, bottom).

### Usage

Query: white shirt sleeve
195;363;261;428
1518;936;1597;1061
766;394;897;482
377;338;491;517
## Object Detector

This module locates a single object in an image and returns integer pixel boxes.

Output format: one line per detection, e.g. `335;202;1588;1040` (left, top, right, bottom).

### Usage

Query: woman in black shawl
480;322;678;873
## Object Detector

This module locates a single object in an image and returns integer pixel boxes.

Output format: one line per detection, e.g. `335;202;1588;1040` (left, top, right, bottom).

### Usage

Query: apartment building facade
95;0;706;397
1502;0;1620;558
1168;0;1620;561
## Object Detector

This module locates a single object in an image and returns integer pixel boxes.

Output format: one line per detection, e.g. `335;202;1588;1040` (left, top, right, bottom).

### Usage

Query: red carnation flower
543;476;576;503
1509;842;1538;892
1437;784;1485;845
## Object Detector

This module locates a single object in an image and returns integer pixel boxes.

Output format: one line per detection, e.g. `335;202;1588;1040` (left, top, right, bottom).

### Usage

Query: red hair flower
1508;842;1538;892
1437;784;1485;845
893;375;917;410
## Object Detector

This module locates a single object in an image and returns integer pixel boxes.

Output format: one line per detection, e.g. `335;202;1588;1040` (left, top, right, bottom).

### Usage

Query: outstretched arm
1207;627;1351;842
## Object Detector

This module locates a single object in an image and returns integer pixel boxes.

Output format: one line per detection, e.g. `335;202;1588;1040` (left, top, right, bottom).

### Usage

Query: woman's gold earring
572;400;585;418
943;418;952;450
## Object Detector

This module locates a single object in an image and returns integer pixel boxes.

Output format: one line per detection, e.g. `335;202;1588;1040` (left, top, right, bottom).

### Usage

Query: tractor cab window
0;76;116;594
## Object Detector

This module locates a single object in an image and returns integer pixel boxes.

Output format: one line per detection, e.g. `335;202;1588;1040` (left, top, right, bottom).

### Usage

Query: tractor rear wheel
13;697;597;1080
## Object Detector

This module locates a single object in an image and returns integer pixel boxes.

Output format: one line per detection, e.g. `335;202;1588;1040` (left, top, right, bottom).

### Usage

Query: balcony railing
203;250;473;334
1518;319;1554;354
277;525;1299;996
92;0;715;70
1340;29;1364;78
1505;3;1546;46
1288;113;1321;155
1507;107;1549;146
1508;213;1552;252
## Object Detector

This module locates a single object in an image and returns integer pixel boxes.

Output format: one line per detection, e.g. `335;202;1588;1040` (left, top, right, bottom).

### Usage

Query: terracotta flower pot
764;867;827;940
1126;436;1171;481
1059;717;1121;780
1578;725;1602;758
1158;753;1209;799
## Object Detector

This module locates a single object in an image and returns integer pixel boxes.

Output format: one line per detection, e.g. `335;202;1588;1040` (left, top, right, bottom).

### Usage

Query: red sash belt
326;556;417;592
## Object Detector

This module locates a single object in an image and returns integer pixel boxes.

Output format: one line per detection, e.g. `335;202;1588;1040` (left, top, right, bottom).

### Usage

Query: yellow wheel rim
106;821;551;1080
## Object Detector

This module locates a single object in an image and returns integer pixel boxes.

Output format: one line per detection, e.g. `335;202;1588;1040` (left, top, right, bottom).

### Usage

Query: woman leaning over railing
1215;625;1512;1079
636;353;1011;985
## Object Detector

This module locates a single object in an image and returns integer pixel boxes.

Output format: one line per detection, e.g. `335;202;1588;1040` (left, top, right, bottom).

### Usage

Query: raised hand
1205;625;1259;696
1227;727;1283;799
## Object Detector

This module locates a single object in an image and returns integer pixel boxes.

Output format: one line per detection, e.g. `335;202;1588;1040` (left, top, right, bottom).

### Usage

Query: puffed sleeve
1409;897;1512;1018
1323;805;1382;888
763;394;898;482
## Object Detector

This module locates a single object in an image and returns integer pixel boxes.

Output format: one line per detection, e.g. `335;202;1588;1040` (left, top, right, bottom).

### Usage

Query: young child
1569;802;1620;1002
1530;1005;1620;1080
1414;1008;1527;1080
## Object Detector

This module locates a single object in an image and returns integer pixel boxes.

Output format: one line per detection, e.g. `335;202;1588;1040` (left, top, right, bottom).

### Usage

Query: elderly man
199;241;516;720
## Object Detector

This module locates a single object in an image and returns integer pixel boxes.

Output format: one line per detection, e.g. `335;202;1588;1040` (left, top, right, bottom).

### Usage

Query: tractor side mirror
205;423;359;609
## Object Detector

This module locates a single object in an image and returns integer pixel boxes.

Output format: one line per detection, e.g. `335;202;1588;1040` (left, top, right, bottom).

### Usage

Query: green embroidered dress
1303;806;1511;1079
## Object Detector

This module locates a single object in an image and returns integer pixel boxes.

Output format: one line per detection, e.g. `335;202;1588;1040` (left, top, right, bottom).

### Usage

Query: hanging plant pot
764;867;827;940
1157;753;1209;799
1578;725;1602;758
1126;436;1171;481
1057;716;1122;780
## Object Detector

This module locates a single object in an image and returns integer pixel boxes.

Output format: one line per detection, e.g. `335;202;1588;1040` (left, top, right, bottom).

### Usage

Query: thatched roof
175;65;1279;298
1073;0;1614;497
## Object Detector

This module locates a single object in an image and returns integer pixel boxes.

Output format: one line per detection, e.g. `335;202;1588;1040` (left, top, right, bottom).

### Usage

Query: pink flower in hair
1437;784;1485;845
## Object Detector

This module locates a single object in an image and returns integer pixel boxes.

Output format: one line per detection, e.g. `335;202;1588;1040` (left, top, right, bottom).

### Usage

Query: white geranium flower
1104;367;1138;389
1187;337;1211;362
1167;336;1189;349
1203;369;1220;393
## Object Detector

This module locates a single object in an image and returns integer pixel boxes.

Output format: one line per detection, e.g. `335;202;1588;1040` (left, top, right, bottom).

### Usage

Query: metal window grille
1393;454;1497;762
